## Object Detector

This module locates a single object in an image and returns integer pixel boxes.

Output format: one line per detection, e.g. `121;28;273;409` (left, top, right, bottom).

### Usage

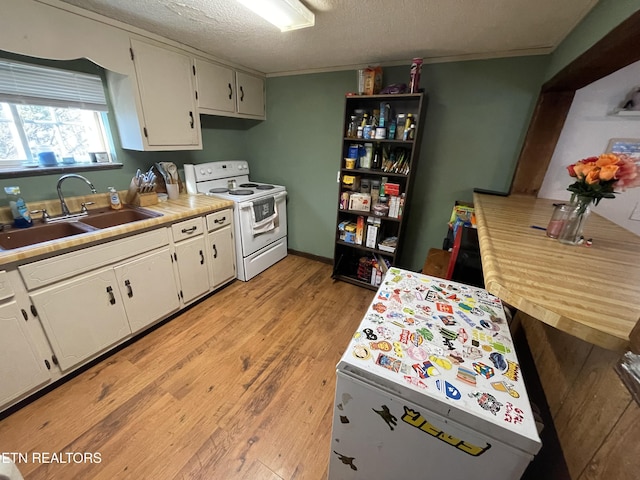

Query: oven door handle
240;192;287;209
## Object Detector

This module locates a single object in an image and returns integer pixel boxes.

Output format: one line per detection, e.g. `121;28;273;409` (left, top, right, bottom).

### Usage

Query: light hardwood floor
0;255;375;480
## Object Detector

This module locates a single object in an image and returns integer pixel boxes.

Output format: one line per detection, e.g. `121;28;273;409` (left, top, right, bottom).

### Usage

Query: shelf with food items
333;243;393;290
339;174;405;219
337;214;399;255
333;91;425;289
343;143;412;174
344;95;421;144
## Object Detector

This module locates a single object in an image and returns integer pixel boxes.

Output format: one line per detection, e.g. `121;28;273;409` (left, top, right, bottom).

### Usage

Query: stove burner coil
228;189;254;196
209;187;229;193
239;183;259;188
256;185;275;190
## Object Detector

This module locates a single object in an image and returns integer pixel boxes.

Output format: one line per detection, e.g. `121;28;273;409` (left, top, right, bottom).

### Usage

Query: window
0;58;112;169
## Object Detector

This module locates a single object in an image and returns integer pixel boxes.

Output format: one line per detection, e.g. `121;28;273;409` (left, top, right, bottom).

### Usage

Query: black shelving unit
332;93;426;290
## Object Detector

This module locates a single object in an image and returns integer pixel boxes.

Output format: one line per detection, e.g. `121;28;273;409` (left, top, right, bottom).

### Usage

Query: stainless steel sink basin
0;221;96;250
79;206;162;229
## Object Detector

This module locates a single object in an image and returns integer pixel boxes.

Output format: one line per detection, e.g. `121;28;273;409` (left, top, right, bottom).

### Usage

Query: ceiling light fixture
236;0;315;32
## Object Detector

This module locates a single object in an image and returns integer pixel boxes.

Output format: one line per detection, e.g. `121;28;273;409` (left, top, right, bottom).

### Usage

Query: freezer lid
337;268;541;455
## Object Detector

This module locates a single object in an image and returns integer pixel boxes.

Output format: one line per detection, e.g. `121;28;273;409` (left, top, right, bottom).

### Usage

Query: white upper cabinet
236;71;265;118
195;59;266;120
107;38;202;151
195;59;236;115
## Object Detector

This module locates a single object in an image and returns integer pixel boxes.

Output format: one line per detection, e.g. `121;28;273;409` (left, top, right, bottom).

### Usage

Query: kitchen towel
251;196;277;235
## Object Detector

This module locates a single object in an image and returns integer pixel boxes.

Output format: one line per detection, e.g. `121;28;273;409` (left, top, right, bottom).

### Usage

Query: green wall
546;0;640;81
247;58;548;270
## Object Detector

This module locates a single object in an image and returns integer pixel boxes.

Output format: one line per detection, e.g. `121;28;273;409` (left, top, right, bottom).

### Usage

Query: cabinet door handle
106;286;116;305
181;226;197;234
228;83;233;100
214;217;226;224
240;86;244;102
21;308;28;321
213;244;218;259
189;111;195;128
200;249;205;265
125;279;134;298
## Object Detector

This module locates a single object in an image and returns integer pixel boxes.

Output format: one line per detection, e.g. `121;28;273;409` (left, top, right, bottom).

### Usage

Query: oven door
237;191;287;257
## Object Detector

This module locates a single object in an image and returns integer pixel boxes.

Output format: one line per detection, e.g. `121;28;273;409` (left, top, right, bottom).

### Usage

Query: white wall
538;60;640;235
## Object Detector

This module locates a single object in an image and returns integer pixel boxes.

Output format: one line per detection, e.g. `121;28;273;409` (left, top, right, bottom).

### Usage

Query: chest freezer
329;268;541;479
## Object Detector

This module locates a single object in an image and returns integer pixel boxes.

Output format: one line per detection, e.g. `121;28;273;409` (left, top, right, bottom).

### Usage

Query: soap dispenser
108;187;122;210
4;186;33;228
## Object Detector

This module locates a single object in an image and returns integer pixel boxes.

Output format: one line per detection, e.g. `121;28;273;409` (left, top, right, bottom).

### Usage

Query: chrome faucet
57;174;97;216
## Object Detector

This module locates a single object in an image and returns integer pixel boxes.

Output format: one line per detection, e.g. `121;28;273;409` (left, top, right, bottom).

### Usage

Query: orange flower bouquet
566;153;640;205
559;153;640;244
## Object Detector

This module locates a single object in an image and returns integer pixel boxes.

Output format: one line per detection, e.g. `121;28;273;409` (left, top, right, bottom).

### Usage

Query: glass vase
557;197;592;245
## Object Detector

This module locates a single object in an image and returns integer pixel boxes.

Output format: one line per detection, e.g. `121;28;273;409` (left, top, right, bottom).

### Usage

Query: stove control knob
199;168;205;175
207;168;212;174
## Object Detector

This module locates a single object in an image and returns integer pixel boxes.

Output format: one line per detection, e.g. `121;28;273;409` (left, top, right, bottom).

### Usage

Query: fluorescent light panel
237;0;315;31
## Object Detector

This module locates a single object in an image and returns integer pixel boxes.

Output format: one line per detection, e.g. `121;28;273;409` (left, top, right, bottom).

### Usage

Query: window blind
0;59;107;111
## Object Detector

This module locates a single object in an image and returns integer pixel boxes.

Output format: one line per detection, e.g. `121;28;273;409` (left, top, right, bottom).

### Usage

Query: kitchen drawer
171;217;204;242
206;209;232;232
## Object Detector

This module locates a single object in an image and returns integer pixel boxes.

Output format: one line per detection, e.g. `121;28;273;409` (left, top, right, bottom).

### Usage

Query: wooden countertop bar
473;193;640;352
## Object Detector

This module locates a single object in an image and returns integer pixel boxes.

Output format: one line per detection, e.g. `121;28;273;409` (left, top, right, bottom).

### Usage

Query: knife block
126;191;158;207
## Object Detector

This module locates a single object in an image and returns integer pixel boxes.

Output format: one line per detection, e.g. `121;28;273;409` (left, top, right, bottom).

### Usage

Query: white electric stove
184;161;288;281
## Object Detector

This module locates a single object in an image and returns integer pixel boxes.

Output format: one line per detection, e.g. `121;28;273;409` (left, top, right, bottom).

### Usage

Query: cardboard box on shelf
349;193;371;212
366;216;381;249
356;216;365;245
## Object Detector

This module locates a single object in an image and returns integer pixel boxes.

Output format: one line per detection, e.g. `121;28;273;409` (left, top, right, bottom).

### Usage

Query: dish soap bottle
4;186;33;228
108;187;122;210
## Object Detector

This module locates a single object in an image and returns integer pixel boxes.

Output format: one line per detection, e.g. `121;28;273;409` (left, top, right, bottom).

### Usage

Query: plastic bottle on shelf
372;144;382;169
402;114;414;140
380;176;388;196
409;58;423;93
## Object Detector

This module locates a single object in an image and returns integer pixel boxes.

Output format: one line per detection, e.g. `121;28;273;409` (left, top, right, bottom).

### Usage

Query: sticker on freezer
401;406;492;457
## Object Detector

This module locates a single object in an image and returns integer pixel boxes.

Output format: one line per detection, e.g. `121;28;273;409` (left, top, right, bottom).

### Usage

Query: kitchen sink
0;206;163;250
79;206;162;229
0;221;97;250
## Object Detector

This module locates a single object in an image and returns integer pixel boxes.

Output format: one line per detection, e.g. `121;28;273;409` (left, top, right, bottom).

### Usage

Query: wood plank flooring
0;255;375;480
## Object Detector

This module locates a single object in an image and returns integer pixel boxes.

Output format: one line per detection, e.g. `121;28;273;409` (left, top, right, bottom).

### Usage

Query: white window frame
0;58;114;171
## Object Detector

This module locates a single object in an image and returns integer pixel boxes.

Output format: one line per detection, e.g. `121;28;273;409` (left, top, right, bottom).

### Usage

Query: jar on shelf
346;115;357;138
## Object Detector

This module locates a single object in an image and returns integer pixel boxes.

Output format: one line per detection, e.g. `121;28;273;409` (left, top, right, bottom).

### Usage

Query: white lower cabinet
114;247;180;333
30;246;181;371
171;217;209;305
30;267;131;372
206;209;236;289
0;300;51;407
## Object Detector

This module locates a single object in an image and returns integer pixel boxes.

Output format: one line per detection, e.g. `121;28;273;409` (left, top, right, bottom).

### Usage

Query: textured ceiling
55;0;599;76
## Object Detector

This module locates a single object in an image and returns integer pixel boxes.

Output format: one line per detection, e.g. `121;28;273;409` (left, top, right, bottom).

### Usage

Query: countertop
473;193;640;352
0;193;234;266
